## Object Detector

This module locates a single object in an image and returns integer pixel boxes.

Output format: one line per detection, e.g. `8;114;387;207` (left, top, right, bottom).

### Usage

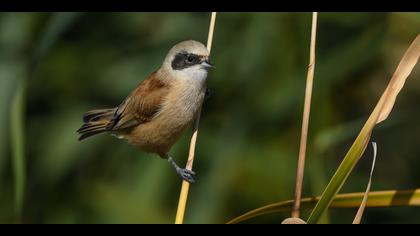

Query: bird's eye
187;55;194;63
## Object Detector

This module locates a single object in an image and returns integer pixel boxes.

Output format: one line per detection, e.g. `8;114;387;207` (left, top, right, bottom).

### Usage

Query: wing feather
111;71;168;130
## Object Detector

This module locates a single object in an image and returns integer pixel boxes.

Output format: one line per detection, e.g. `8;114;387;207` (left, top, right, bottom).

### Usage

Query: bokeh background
0;12;420;224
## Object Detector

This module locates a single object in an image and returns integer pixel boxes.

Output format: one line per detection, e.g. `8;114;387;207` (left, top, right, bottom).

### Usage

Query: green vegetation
0;12;419;223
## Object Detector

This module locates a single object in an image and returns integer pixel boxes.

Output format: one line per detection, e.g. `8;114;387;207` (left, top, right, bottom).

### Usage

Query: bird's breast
159;80;206;128
125;79;206;154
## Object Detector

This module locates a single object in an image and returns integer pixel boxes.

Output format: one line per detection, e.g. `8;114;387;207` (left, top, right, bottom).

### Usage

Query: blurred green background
0;12;420;224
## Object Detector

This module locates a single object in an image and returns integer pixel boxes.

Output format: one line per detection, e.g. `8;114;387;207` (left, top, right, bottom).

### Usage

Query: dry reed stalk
352;142;377;224
175;12;217;224
291;12;318;218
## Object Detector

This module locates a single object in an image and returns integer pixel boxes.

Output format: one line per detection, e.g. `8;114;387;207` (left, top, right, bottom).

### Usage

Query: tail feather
78;108;117;141
82;108;115;122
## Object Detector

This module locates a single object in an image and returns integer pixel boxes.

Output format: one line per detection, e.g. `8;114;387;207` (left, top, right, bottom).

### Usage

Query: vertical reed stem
291;12;318;218
175;12;217;224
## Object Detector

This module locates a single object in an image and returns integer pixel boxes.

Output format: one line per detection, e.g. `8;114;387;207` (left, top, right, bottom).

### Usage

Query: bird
77;40;213;184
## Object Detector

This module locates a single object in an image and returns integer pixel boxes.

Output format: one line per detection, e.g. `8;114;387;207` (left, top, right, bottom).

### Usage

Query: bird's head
163;40;213;83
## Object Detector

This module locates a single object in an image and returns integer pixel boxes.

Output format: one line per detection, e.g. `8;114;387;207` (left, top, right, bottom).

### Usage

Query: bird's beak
201;59;214;69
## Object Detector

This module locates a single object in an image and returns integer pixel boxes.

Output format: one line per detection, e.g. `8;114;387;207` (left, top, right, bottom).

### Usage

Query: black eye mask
171;52;201;70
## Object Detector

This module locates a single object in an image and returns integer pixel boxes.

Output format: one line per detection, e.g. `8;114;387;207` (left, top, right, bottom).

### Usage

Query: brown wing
111;71;169;130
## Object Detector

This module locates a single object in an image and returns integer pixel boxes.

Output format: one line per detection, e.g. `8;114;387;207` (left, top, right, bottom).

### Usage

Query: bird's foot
167;155;197;184
177;168;196;184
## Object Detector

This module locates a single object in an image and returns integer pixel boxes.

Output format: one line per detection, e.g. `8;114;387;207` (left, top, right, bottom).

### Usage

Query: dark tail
77;108;117;141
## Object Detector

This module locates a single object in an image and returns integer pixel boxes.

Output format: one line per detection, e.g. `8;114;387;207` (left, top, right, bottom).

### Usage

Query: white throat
172;65;208;87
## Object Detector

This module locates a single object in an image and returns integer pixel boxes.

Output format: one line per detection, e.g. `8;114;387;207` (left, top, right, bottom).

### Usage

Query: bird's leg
166;154;196;184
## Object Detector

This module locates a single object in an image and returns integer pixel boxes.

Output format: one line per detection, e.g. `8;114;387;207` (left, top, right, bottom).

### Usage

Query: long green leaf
8;12;81;221
307;34;420;223
227;189;420;224
10;79;26;218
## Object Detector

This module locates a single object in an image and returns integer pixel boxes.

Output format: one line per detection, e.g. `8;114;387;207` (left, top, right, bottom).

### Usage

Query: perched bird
77;40;213;183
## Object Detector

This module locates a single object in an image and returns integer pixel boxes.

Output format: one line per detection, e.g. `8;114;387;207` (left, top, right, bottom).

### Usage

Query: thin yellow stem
291;12;318;218
175;12;217;224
